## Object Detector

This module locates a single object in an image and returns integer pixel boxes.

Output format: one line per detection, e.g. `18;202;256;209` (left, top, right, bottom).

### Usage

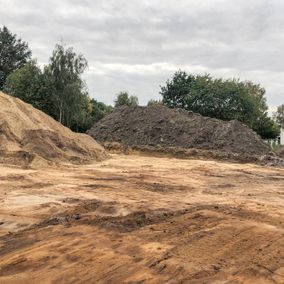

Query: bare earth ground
0;154;283;284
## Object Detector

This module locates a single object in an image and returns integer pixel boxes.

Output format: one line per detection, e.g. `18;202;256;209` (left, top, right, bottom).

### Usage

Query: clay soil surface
0;154;283;283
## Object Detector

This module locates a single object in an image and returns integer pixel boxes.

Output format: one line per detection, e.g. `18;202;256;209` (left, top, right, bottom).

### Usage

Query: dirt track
0;154;283;283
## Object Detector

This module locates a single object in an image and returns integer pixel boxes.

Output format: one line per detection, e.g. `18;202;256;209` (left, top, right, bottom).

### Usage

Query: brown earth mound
88;105;271;160
278;147;284;158
0;92;108;167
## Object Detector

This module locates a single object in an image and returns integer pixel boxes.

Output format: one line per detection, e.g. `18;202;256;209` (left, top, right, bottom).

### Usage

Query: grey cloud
0;0;284;109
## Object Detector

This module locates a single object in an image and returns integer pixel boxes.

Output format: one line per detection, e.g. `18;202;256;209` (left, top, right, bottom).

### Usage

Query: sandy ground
0;154;283;283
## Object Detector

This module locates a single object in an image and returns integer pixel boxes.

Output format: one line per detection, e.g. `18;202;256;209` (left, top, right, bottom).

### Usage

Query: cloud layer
1;0;284;109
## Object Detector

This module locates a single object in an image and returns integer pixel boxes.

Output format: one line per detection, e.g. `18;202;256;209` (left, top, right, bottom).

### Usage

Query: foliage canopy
114;91;139;107
0;26;31;90
160;70;279;139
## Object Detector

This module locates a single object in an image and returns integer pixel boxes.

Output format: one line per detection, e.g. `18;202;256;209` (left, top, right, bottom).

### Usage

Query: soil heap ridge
0;92;108;167
88;105;272;160
278;147;284;158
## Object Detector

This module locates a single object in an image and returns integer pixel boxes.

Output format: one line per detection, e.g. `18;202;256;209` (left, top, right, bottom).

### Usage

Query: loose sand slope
88;105;271;159
0;154;283;283
0;92;107;167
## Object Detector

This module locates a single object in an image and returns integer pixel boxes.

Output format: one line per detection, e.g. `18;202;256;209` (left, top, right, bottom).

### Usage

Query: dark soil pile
0;92;108;167
88;105;271;158
278;147;284;158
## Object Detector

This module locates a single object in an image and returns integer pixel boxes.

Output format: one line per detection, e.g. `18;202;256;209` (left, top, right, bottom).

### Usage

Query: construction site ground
0;153;283;283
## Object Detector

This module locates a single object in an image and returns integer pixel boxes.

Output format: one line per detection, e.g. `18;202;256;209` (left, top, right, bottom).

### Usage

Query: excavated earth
88;105;272;162
278;147;284;158
0;92;107;168
0;154;283;283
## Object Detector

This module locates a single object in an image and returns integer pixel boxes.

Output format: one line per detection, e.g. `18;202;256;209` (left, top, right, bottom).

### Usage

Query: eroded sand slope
0;92;107;167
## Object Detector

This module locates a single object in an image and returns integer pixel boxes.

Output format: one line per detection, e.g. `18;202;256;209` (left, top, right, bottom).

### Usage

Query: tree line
1;26;283;138
1;26;115;132
160;71;283;139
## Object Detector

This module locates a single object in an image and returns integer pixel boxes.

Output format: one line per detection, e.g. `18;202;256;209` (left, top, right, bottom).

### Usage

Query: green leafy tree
4;60;43;107
114;91;139;107
48;44;88;127
39;65;58;117
4;61;59;119
160;70;279;139
71;98;113;132
90;99;113;122
161;70;194;109
3;41;113;133
147;99;162;106
0;26;31;89
253;114;280;139
69;91;93;132
274;104;284;127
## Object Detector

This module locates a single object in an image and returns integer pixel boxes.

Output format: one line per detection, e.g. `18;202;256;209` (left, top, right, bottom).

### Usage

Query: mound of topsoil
0;92;108;167
88;105;272;161
278;147;284;158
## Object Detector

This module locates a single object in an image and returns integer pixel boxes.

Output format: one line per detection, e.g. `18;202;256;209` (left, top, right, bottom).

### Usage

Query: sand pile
88;105;272;160
0;92;108;167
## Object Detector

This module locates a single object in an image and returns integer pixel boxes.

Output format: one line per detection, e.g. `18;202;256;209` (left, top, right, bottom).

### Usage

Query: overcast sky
1;0;284;110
